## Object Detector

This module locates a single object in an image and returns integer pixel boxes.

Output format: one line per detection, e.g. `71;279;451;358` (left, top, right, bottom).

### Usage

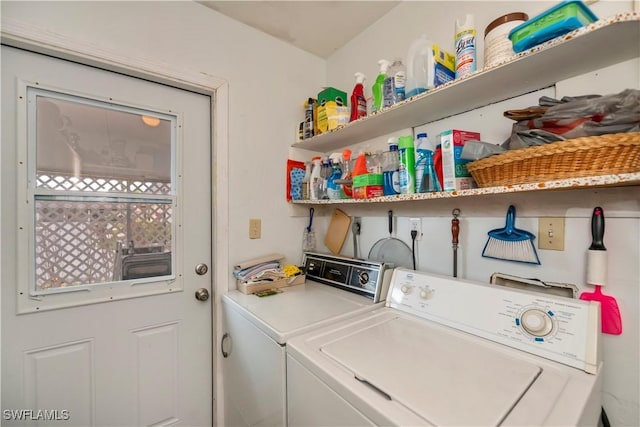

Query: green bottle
372;59;390;113
398;135;416;194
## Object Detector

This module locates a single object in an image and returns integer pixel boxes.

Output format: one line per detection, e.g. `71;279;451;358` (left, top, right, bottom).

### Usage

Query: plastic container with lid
484;12;528;68
508;0;597;53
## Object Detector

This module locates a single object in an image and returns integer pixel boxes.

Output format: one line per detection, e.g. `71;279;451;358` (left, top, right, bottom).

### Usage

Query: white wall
1;0;326;274
324;1;639;425
3;0;639;425
1;1;326;424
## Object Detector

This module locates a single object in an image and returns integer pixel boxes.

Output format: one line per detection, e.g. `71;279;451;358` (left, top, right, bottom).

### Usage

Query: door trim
1;18;230;425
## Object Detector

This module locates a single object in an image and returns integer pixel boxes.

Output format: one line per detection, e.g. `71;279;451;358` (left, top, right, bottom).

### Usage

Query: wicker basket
466;132;640;187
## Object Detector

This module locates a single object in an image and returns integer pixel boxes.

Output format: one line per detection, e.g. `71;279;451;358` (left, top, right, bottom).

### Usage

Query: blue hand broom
482;205;540;265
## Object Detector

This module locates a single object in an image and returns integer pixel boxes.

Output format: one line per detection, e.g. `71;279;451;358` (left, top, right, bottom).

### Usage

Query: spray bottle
350;73;367;122
455;14;477;78
372;60;390;113
327;153;344;200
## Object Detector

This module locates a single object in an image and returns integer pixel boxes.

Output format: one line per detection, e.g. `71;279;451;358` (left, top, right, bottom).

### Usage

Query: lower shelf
291;172;640;205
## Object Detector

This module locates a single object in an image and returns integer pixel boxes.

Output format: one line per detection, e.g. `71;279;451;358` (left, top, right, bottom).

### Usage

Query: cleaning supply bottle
310;156;322;200
382;137;400;196
352;151;368;177
301;161;312;200
320;156;331;200
414;133;430;191
372;60;390;113
455;14;477;78
383;59;406;108
397;136;416;194
350;72;367;122
327;153;344;200
340;149;353;199
406;34;432;98
420;151;441;193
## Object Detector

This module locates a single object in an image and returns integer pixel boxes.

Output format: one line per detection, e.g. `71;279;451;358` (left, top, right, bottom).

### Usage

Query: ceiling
198;1;401;58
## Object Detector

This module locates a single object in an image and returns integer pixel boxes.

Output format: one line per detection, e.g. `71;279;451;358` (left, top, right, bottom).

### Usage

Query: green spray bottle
372;59;390;114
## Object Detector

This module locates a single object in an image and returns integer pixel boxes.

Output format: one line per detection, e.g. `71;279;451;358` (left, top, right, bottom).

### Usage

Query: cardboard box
317;102;349;134
237;274;305;295
317;87;347;107
440;129;480;191
353;174;383;199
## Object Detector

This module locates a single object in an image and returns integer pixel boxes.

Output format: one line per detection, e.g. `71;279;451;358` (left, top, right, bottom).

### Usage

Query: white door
1;46;213;425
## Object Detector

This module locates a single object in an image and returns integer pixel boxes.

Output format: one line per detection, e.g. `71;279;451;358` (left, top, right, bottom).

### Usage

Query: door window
23;87;178;301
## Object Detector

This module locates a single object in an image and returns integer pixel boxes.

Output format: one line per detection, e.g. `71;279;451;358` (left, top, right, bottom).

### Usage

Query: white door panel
1;46;212;425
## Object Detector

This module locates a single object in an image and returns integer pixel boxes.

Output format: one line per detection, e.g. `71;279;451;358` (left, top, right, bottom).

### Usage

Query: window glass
30;89;175;294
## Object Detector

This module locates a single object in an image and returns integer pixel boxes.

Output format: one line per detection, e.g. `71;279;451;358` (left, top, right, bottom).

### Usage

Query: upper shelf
291;14;640;153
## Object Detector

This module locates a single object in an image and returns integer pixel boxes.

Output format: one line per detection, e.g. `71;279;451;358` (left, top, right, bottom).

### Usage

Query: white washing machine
221;253;394;427
287;268;603;427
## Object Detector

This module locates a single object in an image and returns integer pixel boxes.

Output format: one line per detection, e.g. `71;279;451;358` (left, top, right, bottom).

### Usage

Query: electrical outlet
538;217;564;251
249;218;261;239
409;218;422;241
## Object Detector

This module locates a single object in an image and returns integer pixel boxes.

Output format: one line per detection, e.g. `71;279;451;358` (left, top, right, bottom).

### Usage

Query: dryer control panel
303;252;393;303
387;268;600;373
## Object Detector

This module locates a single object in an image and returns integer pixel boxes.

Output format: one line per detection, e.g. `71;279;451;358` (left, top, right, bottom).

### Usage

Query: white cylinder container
484;12;528;68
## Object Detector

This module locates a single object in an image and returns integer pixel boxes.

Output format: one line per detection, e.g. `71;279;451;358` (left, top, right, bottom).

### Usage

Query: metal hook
452;208;461;218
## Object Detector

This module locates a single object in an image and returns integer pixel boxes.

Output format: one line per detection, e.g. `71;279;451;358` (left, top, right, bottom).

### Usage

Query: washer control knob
521;309;553;337
358;271;370;286
420;289;432;299
401;285;411;294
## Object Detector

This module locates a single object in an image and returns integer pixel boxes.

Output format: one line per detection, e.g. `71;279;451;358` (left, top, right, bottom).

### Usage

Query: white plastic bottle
455;14;477;78
383;59;406;108
301;161;312;200
309;156;322;200
405;34;433;98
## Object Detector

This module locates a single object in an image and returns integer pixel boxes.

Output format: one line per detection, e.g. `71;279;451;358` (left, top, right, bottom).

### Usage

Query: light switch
249;219;261;239
538;217;564;251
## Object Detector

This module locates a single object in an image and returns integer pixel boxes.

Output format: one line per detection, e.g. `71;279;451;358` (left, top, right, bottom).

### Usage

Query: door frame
1;18;230;425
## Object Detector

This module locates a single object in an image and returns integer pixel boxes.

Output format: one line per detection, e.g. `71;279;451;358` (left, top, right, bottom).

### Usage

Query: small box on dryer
439;129;480;191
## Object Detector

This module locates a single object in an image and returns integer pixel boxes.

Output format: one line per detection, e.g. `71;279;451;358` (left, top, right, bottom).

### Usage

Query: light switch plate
249;219;261;239
538;217;564;251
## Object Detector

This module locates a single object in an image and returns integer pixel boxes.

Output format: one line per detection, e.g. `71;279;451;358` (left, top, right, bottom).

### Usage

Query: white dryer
287;268;603;426
221;253;393;427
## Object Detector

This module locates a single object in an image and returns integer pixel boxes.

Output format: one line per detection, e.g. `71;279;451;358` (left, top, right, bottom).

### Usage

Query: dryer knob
420;289;432;299
401;285;412;294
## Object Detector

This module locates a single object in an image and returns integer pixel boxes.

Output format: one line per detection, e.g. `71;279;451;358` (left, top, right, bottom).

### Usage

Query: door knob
195;263;208;275
195;288;210;301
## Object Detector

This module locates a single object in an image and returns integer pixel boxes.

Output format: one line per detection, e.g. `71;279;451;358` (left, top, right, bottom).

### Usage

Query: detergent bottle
350;72;367;122
372;60;390;113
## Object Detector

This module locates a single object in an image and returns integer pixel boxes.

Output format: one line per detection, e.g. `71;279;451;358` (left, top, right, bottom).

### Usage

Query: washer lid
320;316;542;426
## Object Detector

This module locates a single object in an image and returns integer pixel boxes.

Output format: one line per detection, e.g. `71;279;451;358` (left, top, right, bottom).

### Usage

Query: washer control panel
387;268;600;373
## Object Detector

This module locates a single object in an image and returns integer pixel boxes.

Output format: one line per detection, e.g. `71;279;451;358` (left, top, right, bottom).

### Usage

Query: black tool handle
589;206;606;251
388;210;393;235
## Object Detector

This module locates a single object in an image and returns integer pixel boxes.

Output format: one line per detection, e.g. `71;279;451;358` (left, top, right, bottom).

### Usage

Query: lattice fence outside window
35;173;172;290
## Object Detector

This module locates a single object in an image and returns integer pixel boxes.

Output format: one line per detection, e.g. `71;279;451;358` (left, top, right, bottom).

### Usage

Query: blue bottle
382;138;400;196
420;150;441;193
